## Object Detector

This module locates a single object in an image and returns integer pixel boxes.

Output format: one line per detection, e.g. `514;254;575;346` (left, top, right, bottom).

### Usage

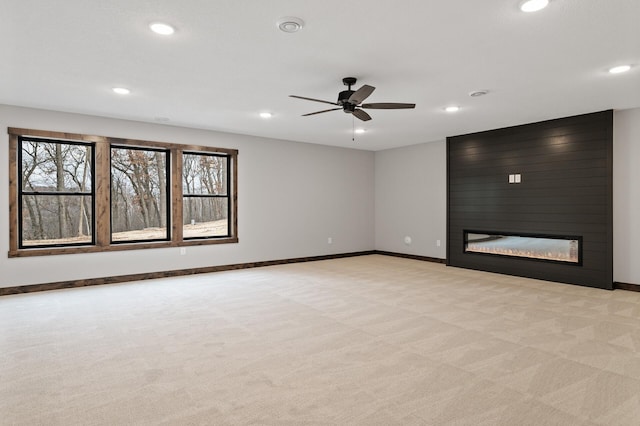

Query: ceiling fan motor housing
338;90;355;106
342;103;357;113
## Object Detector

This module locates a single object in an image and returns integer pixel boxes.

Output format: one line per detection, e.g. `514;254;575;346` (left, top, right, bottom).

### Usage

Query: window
8;128;237;257
182;152;230;239
18;137;94;248
111;146;170;243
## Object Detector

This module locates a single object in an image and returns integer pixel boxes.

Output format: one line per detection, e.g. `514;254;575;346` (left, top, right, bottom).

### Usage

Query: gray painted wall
0;105;375;288
613;108;640;284
374;107;640;286
374;141;447;258
3;105;639;289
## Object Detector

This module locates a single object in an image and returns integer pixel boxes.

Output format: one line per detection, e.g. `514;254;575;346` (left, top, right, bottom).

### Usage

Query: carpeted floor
2;255;640;425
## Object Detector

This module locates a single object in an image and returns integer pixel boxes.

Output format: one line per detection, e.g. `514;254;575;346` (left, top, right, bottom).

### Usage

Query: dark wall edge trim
0;250;447;296
613;282;640;293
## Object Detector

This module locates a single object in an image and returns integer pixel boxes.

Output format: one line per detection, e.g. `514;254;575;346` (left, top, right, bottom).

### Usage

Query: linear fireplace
464;231;582;265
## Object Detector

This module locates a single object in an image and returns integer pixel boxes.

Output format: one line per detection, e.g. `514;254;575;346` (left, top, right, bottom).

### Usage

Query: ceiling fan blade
289;95;339;106
352;109;372;121
348;85;375;105
361;102;416;109
302;108;342;117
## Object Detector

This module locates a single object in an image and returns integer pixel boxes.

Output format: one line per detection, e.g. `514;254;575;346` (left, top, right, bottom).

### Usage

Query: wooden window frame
8;128;238;257
182;151;233;240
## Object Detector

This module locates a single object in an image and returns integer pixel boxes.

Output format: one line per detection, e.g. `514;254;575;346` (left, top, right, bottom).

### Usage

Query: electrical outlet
327;237;333;244
180;247;187;255
404;236;412;245
437;240;441;247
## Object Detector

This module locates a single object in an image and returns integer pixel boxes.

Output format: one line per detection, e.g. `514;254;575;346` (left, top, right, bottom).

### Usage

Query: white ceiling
2;0;639;151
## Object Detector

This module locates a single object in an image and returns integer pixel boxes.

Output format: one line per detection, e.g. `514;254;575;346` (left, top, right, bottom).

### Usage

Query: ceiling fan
290;77;415;122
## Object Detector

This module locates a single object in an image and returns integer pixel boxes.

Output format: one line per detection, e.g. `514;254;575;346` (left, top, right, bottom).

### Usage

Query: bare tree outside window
9;128;237;257
19;138;94;247
111;147;169;242
182;152;229;238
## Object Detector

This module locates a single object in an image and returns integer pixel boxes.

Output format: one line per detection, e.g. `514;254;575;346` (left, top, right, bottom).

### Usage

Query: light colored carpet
2;255;640;425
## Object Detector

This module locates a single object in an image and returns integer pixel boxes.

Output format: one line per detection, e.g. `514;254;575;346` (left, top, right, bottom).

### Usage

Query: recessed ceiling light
520;0;549;13
445;106;460;113
150;22;175;35
259;112;273;119
112;87;131;95
608;65;631;74
355;128;366;134
276;17;304;33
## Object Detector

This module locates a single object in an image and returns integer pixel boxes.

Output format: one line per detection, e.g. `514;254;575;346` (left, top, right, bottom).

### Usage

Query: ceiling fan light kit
290;77;415;122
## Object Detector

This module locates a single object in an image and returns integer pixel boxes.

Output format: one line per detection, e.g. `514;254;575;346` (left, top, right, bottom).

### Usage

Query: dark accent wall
447;111;613;289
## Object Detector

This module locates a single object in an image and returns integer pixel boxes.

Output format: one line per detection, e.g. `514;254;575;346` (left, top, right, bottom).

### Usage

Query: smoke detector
277;17;304;33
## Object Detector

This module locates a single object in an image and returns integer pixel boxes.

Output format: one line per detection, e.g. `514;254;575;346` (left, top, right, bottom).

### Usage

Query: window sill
8;237;239;258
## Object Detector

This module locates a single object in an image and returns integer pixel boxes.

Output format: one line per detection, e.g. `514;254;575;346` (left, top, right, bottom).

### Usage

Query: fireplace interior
464;231;581;265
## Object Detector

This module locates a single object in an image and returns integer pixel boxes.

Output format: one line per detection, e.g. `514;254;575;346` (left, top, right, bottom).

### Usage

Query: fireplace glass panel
465;231;580;264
